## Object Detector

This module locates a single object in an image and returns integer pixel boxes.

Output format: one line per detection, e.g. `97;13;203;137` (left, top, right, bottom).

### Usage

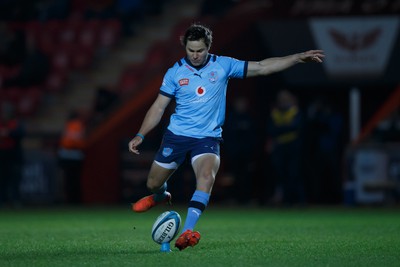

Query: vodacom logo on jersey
196;86;206;96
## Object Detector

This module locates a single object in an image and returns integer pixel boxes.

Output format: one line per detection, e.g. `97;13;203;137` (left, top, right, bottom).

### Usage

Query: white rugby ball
151;211;181;244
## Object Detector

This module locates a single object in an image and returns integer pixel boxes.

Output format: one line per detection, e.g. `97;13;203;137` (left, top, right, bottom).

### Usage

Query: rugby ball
151;211;181;244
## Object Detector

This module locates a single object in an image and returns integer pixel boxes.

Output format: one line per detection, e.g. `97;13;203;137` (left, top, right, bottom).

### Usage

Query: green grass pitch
1;205;399;267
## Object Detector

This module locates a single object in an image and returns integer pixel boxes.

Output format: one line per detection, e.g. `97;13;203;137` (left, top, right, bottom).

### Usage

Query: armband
135;133;145;140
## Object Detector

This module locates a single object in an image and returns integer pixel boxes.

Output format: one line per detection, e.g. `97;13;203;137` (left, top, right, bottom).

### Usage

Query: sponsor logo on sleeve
179;78;189;86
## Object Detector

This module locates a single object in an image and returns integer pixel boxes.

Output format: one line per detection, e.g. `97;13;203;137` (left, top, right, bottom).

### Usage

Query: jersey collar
183;54;212;71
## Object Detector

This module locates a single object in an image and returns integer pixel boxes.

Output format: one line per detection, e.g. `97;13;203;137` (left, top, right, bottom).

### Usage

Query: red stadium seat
58;24;77;45
16;87;43;117
2;87;21;104
98;19;122;49
70;45;94;70
51;47;71;72
45;20;63;36
45;70;68;93
0;64;20;80
145;40;176;69
117;72;140;95
25;21;42;45
78;19;101;49
32;20;63;55
116;63;145;94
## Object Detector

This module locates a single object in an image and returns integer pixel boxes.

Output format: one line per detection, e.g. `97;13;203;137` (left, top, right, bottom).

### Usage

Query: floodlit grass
0;205;399;267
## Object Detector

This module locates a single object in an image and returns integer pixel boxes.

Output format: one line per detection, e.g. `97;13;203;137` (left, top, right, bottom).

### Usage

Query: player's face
185;40;209;67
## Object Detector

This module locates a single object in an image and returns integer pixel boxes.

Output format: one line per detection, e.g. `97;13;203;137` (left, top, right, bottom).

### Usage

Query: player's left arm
246;50;324;77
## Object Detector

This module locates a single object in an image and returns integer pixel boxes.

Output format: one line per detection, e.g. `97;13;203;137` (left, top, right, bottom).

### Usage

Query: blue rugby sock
153;183;167;202
182;190;210;232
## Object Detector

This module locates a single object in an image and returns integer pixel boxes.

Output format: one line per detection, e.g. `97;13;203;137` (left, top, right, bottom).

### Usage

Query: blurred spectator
223;96;257;204
266;89;305;205
58;109;87;204
304;97;344;203
0;101;25;207
0;23;26;67
92;86;119;122
115;0;144;36
2;37;50;89
371;109;400;143
94;86;118;113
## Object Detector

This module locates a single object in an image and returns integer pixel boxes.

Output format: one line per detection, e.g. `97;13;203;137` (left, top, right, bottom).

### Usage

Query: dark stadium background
1;0;399;207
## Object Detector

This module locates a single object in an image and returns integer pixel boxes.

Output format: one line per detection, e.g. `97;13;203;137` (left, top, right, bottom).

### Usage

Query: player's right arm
128;94;171;154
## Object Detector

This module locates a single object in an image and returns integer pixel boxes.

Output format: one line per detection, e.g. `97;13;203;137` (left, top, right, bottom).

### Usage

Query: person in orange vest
58;110;86;204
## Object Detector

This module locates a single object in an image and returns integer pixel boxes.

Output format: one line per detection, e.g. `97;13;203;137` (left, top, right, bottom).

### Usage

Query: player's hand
298;50;325;63
128;136;143;154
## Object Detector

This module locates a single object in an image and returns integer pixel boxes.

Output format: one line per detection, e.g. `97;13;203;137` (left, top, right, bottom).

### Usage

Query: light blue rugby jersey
160;54;248;138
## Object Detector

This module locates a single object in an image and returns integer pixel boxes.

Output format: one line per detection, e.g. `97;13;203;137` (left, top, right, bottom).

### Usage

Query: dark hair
181;24;213;48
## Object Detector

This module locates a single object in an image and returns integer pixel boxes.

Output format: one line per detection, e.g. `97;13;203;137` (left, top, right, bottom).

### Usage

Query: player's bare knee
200;173;215;187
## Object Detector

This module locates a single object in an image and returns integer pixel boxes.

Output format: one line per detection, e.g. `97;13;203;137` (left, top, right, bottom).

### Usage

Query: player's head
181;24;212;67
182;24;213;48
276;89;297;110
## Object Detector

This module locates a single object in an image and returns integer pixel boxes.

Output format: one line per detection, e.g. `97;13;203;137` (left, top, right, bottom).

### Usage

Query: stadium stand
1;0;399;205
